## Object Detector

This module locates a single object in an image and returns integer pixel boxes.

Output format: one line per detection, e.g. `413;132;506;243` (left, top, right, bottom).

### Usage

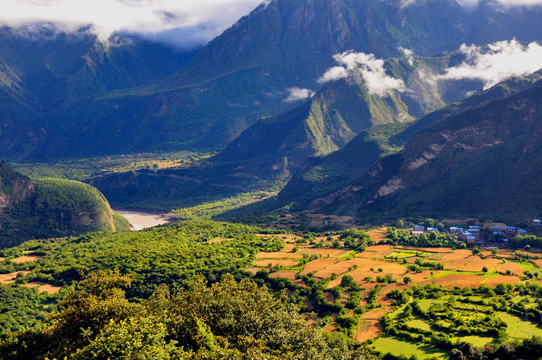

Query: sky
0;0;266;49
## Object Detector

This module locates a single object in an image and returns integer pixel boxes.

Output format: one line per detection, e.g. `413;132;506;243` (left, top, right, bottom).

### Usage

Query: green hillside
324;79;542;222
0;162;129;248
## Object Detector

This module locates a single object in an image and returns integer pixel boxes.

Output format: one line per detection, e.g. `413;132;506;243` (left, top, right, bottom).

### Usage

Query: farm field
251;230;542;359
370;336;449;359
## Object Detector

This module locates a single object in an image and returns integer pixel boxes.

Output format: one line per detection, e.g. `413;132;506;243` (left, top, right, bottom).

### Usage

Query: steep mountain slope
323;79;542;222
0;27;193;111
5;0;542;160
278;72;542;210
0;161;129;248
0;27;194;158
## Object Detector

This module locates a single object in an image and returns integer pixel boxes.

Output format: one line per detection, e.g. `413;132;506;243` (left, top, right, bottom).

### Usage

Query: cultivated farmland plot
252;231;542;359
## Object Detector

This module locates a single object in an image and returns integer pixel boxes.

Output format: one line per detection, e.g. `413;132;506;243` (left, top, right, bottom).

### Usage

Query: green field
451;335;493;347
498;312;542;339
371;336;449;359
406;318;432;331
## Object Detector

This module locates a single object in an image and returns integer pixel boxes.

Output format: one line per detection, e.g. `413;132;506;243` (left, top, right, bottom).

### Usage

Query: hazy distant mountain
3;0;541;160
322;77;542;222
0;27;194;158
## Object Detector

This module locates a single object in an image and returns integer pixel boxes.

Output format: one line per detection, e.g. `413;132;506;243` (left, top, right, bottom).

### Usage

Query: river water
114;210;173;231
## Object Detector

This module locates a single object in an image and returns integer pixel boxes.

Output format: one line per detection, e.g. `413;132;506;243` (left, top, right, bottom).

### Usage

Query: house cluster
409;219;539;245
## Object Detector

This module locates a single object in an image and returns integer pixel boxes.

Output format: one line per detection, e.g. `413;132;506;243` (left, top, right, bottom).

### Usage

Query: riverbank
114;210;175;231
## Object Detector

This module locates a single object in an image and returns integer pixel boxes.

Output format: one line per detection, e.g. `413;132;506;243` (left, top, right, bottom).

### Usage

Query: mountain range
1;0;542;225
90;51;486;210
1;0;542;160
276;71;542;212
321;77;542;223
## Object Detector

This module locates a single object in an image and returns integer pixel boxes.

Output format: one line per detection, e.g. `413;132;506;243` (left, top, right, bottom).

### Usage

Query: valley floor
114;209;174;230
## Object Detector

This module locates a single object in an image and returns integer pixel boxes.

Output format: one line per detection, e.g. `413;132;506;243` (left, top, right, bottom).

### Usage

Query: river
114;210;173;231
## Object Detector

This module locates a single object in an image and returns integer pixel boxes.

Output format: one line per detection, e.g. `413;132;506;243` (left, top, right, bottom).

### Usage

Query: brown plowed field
396;246;453;253
439;249;473;262
484;275;522;286
256;251;304;259
0;271;31;284
300;258;341;276
12;255;44;263
255;259;299;267
354;320;382;343
356;245;396;259
418;273;486;288
497;250;517;259
494;261;524;275
23;281;63;294
367;228;388;243
530;259;542;268
316;259;408;282
461;258;502;272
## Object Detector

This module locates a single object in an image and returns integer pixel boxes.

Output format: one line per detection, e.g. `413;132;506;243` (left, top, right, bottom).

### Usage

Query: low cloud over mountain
439;40;542;89
318;51;406;97
0;0;264;49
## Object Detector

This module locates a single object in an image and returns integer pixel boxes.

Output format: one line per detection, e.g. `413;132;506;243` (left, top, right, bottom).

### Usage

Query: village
409;219;542;246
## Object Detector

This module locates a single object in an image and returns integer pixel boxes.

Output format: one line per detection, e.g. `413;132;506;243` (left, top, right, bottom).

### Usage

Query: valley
2;0;542;358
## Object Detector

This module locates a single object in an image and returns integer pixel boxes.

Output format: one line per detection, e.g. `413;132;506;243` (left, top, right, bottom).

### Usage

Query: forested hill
0;161;129;248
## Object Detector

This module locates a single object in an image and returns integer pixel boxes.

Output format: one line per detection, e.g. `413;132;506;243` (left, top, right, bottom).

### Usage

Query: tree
482;266;488;273
340;275;355;288
424;218;435;228
1;272;369;360
403;276;412;285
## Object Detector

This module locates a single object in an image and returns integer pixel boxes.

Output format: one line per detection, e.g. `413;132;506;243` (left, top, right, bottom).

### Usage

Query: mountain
0;27;195;158
90;52;485;210
277;71;542;211
322;78;542;223
0;161;129;248
3;0;542;160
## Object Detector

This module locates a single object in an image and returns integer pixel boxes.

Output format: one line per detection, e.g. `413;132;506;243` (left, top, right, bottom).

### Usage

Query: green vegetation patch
406;318;432;331
416;298;446;312
498;312;542;340
371;335;449;359
451;335;493;348
0;220;284;298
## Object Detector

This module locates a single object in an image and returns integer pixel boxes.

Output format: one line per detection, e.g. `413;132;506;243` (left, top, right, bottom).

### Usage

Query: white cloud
399;46;414;65
404;0;542;8
283;87;315;102
457;0;542;7
438;40;542;89
318;66;349;83
318;51;405;97
0;0;265;48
